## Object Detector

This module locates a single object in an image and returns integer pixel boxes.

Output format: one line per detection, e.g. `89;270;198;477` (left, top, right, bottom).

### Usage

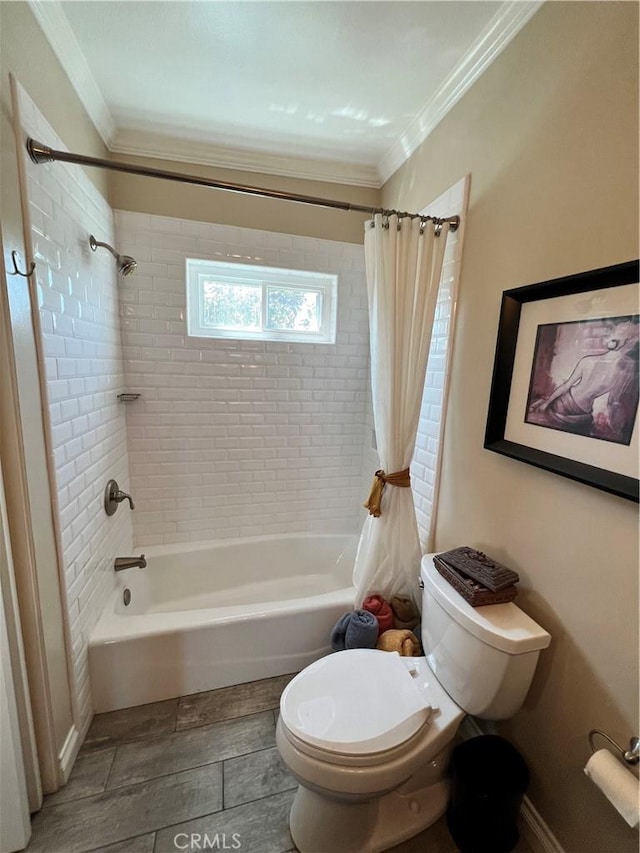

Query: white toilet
276;554;551;853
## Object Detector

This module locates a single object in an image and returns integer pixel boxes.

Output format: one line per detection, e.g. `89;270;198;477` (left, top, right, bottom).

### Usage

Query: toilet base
289;778;450;853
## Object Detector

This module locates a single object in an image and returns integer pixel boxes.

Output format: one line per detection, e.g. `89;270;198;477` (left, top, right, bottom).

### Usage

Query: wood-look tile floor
26;674;534;853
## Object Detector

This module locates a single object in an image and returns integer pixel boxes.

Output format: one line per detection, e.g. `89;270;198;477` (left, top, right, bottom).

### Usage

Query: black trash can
446;735;530;853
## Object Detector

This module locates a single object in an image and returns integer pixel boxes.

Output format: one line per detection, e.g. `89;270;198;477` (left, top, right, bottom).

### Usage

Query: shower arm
26;138;460;232
89;235;118;259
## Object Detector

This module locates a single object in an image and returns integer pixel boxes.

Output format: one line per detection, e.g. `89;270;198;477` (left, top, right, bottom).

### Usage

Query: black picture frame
484;259;640;502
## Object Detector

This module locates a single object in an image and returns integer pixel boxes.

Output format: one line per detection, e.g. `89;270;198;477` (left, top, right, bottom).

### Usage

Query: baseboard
520;796;565;853
57;715;91;784
458;716;565;853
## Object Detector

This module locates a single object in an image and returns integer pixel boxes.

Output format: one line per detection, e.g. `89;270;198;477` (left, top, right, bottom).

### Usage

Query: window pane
202;280;261;330
266;286;321;332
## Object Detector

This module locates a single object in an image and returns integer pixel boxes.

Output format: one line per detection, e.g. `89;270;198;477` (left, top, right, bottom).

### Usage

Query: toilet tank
420;555;551;720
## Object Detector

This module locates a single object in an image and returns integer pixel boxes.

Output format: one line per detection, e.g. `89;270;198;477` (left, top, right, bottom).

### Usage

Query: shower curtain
353;213;450;606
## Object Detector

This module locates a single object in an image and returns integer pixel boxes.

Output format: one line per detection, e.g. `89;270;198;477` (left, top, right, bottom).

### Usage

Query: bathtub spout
114;554;146;571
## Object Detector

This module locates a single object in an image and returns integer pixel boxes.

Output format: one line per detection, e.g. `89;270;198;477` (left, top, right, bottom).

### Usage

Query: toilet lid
280;649;433;755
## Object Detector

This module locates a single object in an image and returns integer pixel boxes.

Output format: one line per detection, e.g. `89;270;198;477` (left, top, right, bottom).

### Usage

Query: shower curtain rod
26;138;459;231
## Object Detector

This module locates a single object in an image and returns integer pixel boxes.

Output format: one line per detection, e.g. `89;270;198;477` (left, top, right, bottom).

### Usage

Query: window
186;259;337;344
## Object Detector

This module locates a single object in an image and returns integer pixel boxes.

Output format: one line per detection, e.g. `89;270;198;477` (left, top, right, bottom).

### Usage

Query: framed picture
485;260;639;502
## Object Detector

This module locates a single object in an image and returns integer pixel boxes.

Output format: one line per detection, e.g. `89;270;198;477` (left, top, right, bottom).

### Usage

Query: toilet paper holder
589;729;640;765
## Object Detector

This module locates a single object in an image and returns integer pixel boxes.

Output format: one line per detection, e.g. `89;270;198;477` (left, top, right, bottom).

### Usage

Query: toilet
276;553;551;853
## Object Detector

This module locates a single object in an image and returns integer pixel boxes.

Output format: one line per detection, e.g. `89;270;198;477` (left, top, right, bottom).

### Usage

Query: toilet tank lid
421;556;551;655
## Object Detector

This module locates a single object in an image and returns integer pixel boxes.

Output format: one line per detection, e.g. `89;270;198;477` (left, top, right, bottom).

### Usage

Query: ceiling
32;1;542;186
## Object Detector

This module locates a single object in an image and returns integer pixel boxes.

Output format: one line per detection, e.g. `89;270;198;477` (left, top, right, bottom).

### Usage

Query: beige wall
0;2;108;196
110;153;378;243
383;3;639;851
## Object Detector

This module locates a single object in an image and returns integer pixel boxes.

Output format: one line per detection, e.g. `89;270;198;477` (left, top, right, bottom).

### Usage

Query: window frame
186;258;338;344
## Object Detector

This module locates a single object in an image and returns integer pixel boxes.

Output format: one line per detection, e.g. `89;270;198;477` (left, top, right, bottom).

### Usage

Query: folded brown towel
390;595;420;630
376;629;422;657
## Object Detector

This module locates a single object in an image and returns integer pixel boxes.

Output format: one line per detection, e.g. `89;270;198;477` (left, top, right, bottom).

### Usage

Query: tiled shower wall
115;212;370;546
19;86;133;731
411;177;468;550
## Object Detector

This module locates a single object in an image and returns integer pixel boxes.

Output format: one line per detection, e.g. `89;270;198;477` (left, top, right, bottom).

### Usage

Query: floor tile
387;817;457;852
88;834;156;853
44;748;116;806
82;699;178;752
224;746;296;809
154;789;295;853
26;764;222;853
107;711;276;789
176;674;295;730
387;816;533;853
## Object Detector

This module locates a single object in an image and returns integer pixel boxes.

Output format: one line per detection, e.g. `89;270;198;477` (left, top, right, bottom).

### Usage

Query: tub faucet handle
105;479;135;515
115;489;135;510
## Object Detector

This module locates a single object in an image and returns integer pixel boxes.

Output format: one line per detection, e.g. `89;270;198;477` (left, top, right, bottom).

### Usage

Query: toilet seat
280;649;434;755
279;711;437;768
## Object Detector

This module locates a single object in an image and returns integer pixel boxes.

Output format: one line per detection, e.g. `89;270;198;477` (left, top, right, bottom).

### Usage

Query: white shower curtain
353;213;450;606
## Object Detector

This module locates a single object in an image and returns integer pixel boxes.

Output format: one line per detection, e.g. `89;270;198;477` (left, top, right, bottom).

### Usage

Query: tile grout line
57;742;283;807
39;761;226;816
84;704;281;753
148;789;297;850
107;743;283;797
105;759;224;796
175;703;283;734
87;831;156;853
103;745;118;792
223;783;299;814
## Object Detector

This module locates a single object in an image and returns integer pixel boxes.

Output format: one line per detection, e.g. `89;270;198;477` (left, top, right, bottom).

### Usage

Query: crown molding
28;0;116;146
377;0;544;183
29;0;542;189
110;129;382;188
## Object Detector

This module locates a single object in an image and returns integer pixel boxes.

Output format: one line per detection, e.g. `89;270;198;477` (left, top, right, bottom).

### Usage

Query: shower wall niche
115;212;371;546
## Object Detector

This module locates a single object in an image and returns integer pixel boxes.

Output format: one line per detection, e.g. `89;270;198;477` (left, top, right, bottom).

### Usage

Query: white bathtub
89;533;356;712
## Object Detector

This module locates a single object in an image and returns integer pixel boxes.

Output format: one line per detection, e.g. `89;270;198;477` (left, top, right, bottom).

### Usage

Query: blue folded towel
330;609;378;651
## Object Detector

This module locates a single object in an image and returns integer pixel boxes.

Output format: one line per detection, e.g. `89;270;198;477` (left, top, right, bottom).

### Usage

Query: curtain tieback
363;468;411;517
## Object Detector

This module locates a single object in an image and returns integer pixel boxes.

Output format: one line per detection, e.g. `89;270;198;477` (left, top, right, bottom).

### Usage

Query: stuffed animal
362;594;394;636
390;594;420;631
376;628;422;657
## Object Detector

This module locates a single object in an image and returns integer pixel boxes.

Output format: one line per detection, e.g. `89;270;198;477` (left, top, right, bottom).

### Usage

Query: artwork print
525;314;640;445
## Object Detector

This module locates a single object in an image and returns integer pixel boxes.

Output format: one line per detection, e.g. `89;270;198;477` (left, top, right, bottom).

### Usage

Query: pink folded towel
362;594;394;636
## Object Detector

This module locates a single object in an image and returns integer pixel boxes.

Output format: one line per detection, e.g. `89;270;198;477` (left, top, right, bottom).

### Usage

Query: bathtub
88;533;356;712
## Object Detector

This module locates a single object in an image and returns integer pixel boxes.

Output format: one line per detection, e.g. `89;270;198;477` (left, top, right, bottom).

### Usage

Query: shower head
118;255;137;277
89;235;137;277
